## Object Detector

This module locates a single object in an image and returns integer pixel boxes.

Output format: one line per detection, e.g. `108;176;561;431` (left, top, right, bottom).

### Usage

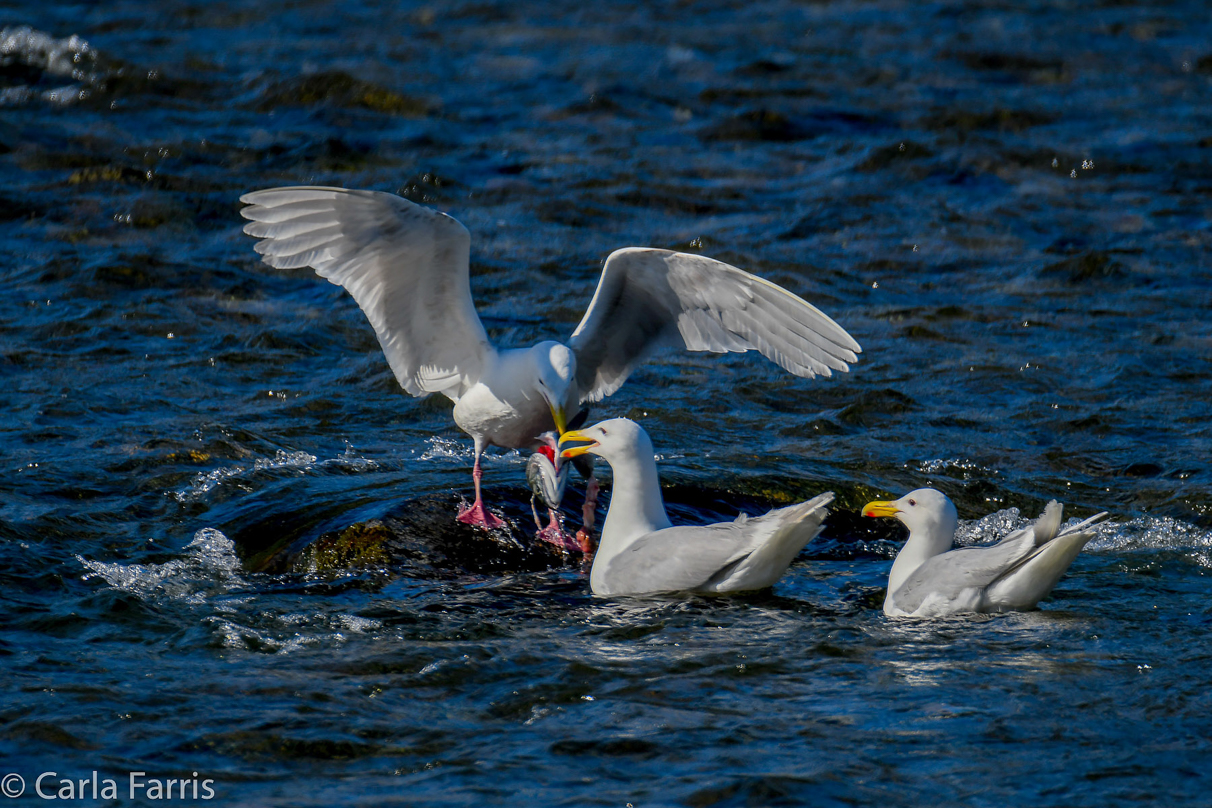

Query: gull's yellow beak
862;500;901;518
559;429;597;459
549;403;568;436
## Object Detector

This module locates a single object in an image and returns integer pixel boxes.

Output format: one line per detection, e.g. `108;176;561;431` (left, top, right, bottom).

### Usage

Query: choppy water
3;1;1211;805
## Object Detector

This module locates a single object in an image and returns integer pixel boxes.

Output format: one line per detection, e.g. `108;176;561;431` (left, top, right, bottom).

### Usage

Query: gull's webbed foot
535;508;581;554
457;499;505;531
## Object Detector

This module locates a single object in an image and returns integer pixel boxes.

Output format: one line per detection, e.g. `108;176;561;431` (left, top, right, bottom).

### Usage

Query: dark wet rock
533;199;613;228
1;721;100;751
550;738;661;758
244;491;579;576
837;389;916;427
255;70;430;115
552;92;623;118
1066;415;1113;434
91;254;173;289
180;731;380;761
954;51;1067;82
855;140;933;171
734;58;795;76
615;187;724;215
1039;251;1128;284
125;193;193;229
897;324;965;343
703;107;883;142
698;85;825;104
1121;463;1164;478
0;194;41;221
1044;235;1094;255
924;305;989;322
700;109;808;141
925;107;1057;134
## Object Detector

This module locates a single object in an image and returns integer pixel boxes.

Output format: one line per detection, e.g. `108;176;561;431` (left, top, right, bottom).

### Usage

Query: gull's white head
863;488;958;549
531;341;577;434
558;417;652;465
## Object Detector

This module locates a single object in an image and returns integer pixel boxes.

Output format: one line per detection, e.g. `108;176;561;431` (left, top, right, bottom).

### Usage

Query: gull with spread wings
240;186;861;531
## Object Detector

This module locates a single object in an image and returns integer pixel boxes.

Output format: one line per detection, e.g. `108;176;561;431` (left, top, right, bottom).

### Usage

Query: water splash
914;458;997;478
1087;515;1212;554
321;442;380;472
955;507;1212;555
203;610;383;654
173;449;317;502
418;437;524;464
419;436;472;462
0;26;101;107
78;527;242;604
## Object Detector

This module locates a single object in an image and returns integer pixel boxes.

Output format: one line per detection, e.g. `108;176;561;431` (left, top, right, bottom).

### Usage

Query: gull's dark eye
908;498;916;506
600;428;608;436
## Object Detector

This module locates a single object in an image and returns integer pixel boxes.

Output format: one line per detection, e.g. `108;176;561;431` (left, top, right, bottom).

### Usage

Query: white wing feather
568;248;861;403
240;186;493;401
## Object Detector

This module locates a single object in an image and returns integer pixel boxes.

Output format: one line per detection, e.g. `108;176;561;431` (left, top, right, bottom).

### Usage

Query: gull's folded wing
568;248;861;403
240;187;492;401
892;530;1037;615
598;523;757;596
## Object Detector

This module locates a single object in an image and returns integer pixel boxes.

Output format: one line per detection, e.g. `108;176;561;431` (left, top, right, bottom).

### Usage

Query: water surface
2;1;1211;805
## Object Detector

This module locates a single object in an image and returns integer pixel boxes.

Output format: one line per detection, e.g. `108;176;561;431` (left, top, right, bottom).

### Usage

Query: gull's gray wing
568;248;861;403
892;530;1036;615
598;523;758;596
240;187;493;401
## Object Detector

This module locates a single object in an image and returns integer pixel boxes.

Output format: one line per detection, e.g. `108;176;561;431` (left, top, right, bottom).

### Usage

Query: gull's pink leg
457;452;505;530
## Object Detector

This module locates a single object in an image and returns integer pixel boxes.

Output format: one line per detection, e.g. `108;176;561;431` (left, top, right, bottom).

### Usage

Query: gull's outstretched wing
240;187;493;401
568;248;861;403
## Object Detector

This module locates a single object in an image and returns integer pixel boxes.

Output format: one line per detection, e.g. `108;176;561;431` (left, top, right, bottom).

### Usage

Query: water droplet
898;142;905;152
912;245;918;252
1082;159;1094;170
871;281;879;289
167;332;174;339
1070;169;1077;178
1051;157;1058;167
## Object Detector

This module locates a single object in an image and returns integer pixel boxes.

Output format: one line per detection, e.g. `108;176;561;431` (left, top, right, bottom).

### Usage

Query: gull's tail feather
1033;500;1063;546
983;511;1108;610
711;492;833;592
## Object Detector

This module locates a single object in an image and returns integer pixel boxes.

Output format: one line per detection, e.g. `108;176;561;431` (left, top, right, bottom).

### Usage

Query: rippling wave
3;3;1211;804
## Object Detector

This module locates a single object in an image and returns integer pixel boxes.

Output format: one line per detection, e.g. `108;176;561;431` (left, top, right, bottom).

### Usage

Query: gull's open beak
862;500;901;518
559;429;598;459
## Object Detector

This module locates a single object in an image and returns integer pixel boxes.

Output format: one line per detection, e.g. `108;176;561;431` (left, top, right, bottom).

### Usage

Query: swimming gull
240;186;861;530
862;488;1108;617
560;418;833;596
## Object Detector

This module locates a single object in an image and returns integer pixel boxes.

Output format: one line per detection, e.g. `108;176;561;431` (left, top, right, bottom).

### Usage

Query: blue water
2;1;1211;805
